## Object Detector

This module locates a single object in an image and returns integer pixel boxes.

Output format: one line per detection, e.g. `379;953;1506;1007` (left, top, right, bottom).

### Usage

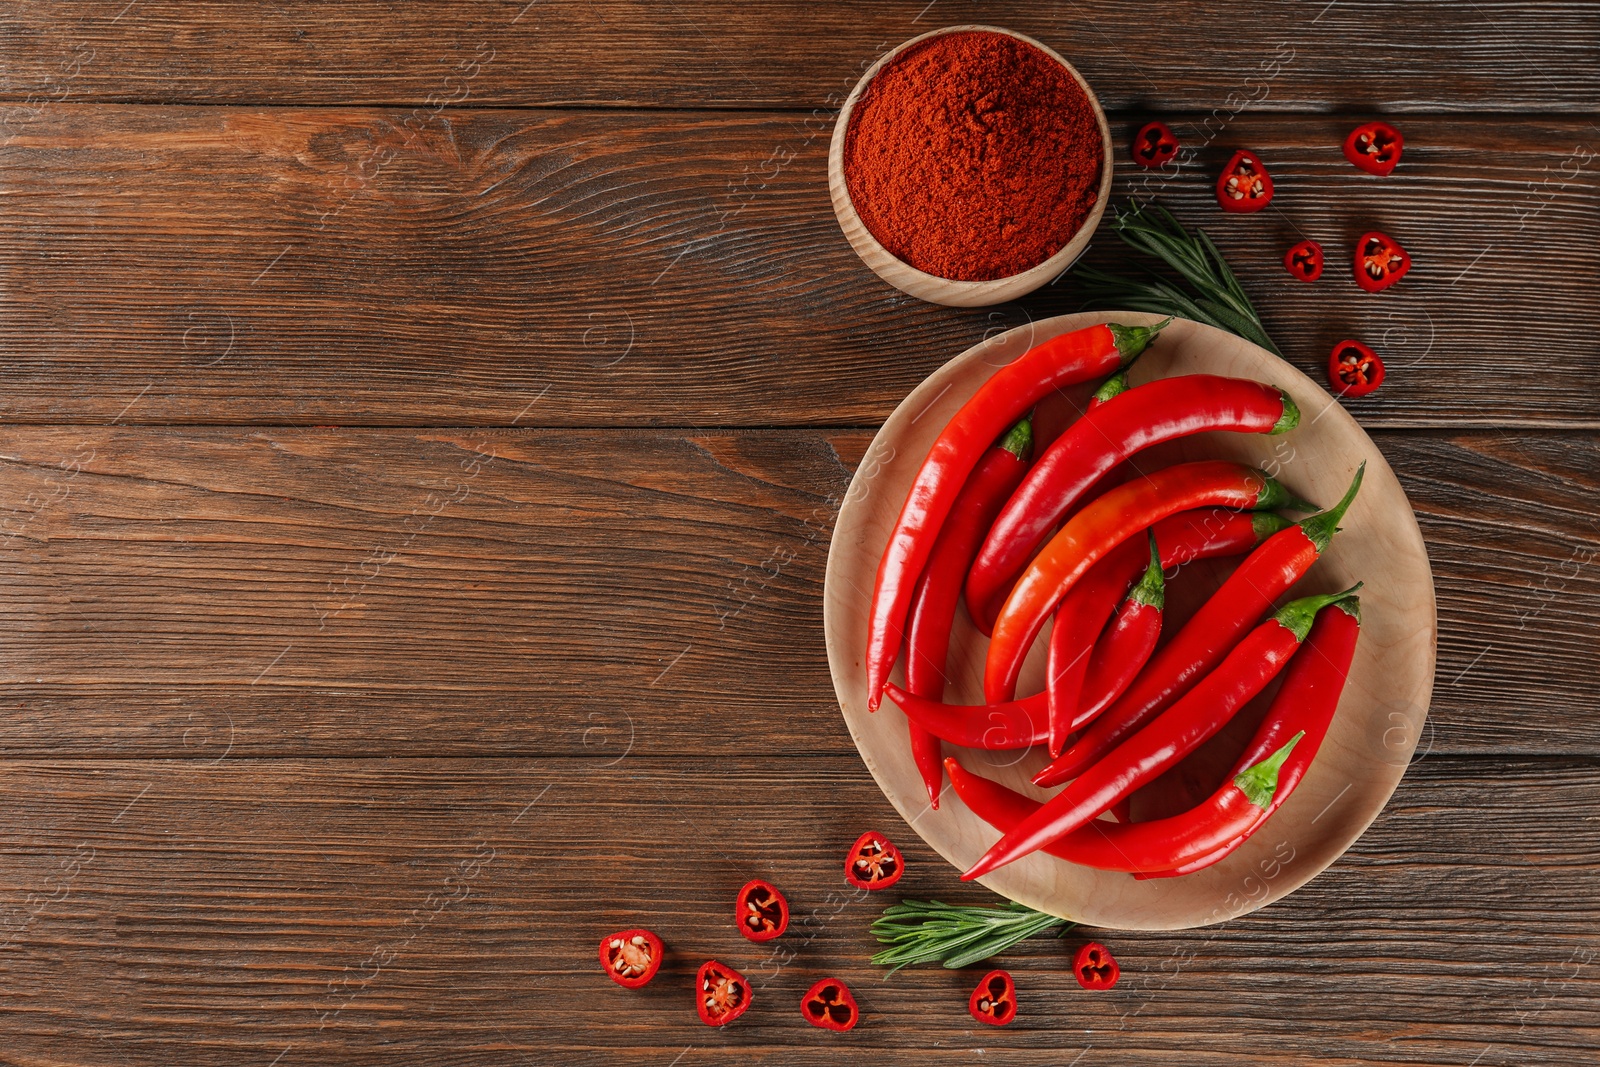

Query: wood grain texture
1;107;1597;426
2;1;1598;112
0;425;1591;759
4;5;1597;1058
0;755;1593;1065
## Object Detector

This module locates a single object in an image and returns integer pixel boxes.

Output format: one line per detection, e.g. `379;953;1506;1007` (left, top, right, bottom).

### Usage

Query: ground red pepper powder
843;30;1104;282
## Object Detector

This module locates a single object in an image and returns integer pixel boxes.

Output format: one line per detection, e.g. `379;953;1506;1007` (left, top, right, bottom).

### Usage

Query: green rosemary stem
1072;199;1283;357
870;899;1074;971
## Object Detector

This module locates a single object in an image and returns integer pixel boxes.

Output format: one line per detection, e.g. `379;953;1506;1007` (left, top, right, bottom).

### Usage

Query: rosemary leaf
870;899;1073;972
1200;301;1278;354
1196;227;1259;318
1072;199;1283;357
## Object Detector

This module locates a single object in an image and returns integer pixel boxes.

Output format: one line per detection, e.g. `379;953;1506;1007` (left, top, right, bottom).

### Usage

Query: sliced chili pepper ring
599;928;663;989
1353;231;1411;292
800;977;859;1032
1283;239;1323;282
1344;121;1404;176
1216;149;1274;213
695;959;751;1027
1131;120;1179;168
1328;339;1385;398
844;830;905;890
734;878;789;942
1074;942;1121;990
968;969;1018;1026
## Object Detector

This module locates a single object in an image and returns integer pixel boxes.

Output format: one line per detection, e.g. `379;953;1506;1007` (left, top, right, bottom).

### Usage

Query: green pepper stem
1251;512;1295;542
1297;462;1366;554
1270;388;1300;435
1255;473;1320;514
999;415;1034;461
1272;584;1363;643
1093;369;1133;406
1108;316;1173;365
1233;731;1306;809
1127;531;1165;610
1333;594;1362;624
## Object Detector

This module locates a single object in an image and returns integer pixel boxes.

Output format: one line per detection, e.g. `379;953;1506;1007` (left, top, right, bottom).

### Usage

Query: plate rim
823;310;1438;930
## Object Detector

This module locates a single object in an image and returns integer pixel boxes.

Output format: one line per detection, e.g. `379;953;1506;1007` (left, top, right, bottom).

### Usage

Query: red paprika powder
843;30;1104;282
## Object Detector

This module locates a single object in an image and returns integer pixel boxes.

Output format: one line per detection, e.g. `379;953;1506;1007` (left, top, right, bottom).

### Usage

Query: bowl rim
827;24;1115;308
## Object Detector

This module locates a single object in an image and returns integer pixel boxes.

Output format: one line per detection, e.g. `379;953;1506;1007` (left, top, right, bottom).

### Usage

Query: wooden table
2;3;1596;1063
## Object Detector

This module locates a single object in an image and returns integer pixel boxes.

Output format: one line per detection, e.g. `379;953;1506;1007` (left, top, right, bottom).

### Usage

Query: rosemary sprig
1073;199;1283;357
870;899;1073;972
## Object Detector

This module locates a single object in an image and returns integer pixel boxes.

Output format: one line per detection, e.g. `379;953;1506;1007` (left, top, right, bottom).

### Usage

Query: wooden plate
826;25;1113;308
823;312;1436;930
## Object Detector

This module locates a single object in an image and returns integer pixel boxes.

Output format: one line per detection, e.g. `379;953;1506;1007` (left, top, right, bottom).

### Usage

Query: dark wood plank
2;1;1596;112
0;426;1593;758
2;107;1597;428
0;755;1593;1065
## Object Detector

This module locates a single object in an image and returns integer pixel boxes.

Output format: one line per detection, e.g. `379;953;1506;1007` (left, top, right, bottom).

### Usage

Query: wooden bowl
827;26;1114;307
823;312;1437;930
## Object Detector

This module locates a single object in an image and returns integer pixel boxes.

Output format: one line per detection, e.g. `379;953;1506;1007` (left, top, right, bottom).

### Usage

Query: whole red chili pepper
948;730;1302;871
1073;943;1120;990
1283;239;1323;282
904;417;1033;806
864;319;1170;710
599;928;663;989
1034;465;1364;788
884;509;1283;750
1343;121;1404;176
1136;598;1361;879
946;724;1294;871
1353;231;1411;292
984;461;1315;704
1131;120;1180;168
963;587;1360;880
734;879;789;942
1045;534;1153;756
1216;149;1274;212
1328;339;1385;397
1077;536;1165;727
844;830;904;890
695;960;751;1026
968;969;1018;1026
967;374;1298;632
800;977;859;1032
